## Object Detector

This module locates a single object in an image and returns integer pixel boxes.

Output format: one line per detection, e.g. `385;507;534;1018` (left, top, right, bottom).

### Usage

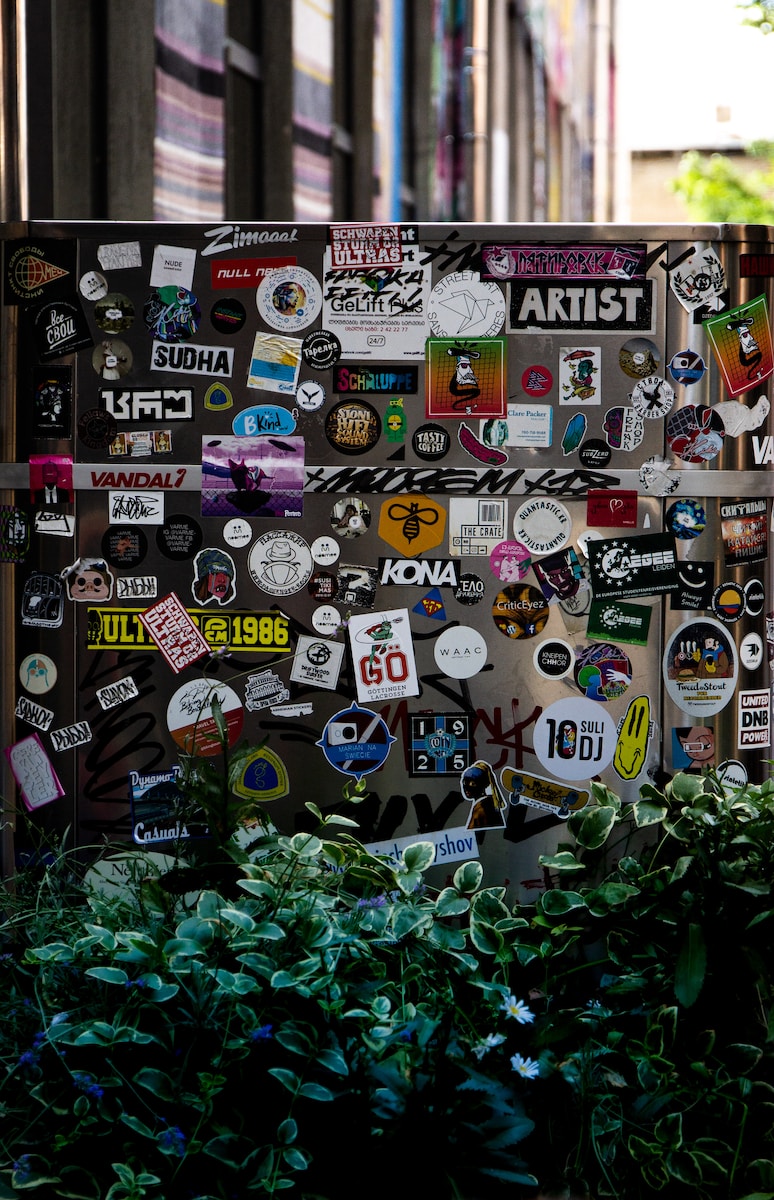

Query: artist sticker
330;496;371;538
587;598;652;646
167;680;243;757
322;242;431;359
492;585;548;639
290;635;345;691
458;421;508;465
5;734;64;810
512;498;571;557
425;336;506;418
378;494;445;556
144;287;201;342
559;347;600;405
720;499;767;565
348;608;419;703
427;271;505;339
588;533;678;600
325;399;380;455
666;405;724;463
201;435;305;520
574;642;631;701
449;498;508;557
433;625;488;678
247;331;302;395
704;295;774;397
668;348;706;386
665;499;707;540
533;697;617;782
317;702;396;781
630;375;674;420
256;266;321;333
533;638;574;680
248;530;313;597
138;592;210;673
662;617;737;716
459;761;507;831
613;694;653;781
412;423;451;461
408;713;472;777
61;557;114;603
191;547;236;607
501;767;589;818
587;489;637;529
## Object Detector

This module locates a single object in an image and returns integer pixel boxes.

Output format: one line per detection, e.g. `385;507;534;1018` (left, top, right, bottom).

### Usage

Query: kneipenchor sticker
662;617;737;716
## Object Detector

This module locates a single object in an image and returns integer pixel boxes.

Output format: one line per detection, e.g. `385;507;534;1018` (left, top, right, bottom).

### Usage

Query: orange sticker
378;494;446;556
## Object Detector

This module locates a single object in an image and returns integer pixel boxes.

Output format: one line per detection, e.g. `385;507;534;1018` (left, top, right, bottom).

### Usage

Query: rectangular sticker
559;346;601;405
137;593;211;673
5;734;64;810
15;695;55;732
365;827;479;867
247;331;302;394
448;497;508;557
348;608;419;703
587;533;679;599
587;597;652;645
150;244;196;290
210;255;297;289
150;342;233;378
201;435;304;520
703;295;774;397
50;721;93;752
290;635;345;691
720;498;768;565
508;280;655;333
408;713;472;776
322;242;431;360
481;242;647;281
87;607;289;654
96;677;140;710
478;404;552;448
738;690;771;749
100;387;194;422
425;337;506;419
329;223;403;268
116;576;158;601
587;489;638;528
108;491;165;524
130;765;207;845
244;670;290;711
97;241;142;271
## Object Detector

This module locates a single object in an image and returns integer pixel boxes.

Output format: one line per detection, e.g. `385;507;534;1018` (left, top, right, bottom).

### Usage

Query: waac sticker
662;617;737;716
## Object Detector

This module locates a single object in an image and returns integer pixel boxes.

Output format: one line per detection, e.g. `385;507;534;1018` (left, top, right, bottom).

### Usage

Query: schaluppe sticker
662;617;737;717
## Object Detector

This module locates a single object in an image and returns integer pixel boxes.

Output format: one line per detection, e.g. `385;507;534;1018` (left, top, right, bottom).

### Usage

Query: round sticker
574;643;632;701
311;604;342;636
491;585;549;640
94;292;135;334
311;535;340;566
317;702;396;781
433;626;488;678
248;530;313;597
716;759;748;789
454;572;486;606
521;364;553;398
489;540;531;583
668;349;706;386
79;271;108;301
19;653;57;695
296;380;326;412
330;496;371;538
257;267;321;333
427;271;505;338
662;617;737;716
144;287;201;342
78;407;117;450
630;376;675;420
101;526;148;570
740;631;764;670
308;570;338;602
745;577;765;617
412;423;450;461
712;582;746;623
512;498;571;557
533;639;574;680
156;515;203;561
325;400;380;455
618;337;660;379
223;518;253;549
533;697;617;781
210;297;246;335
665;498;707;540
666;405;724;463
301;329;341;370
578;439;611;468
92;338;132;380
167;680;244;757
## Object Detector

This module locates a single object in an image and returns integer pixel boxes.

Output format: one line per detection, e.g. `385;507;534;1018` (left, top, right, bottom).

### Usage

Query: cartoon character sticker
672;725;715;772
559;347;601;405
703;295;774;397
191;547;236;606
662;618;737;716
61;556;114;603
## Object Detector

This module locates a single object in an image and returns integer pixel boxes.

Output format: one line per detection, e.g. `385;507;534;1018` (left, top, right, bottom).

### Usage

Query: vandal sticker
15;695;54;732
50;720;93;752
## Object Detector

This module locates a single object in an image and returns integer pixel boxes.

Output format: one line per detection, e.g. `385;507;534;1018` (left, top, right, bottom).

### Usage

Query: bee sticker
378;494;446;556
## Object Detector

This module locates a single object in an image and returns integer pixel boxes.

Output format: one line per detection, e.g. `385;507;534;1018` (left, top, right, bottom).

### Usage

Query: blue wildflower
13;1155;31;1183
72;1071;104;1100
356;894;387;909
18;1048;39;1069
159;1124;187;1156
250;1023;273;1042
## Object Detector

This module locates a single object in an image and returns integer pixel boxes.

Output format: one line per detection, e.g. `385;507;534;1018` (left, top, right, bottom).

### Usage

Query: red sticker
586;489;638;528
521;364;553;397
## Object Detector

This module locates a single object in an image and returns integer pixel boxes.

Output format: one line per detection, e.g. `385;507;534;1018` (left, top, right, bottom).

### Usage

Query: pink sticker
138;592;210;673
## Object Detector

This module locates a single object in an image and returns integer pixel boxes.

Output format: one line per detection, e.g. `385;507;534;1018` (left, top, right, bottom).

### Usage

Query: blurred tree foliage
670;4;774;222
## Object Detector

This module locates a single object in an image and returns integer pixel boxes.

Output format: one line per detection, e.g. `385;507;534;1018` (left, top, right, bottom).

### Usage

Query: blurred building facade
1;0;617;225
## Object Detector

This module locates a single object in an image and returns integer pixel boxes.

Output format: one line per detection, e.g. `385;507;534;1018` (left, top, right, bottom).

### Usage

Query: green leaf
539;890;585;916
277;1118;298;1145
282;1146;311;1171
453;860;483;893
674;922;706;1008
85;966;129;985
402;842;435;872
469;921;504;955
275;1027;314;1056
538;850;585;871
134;1066;176;1101
632;798;669;827
289;832;322;857
392;906;431;940
119;1112;155;1139
670;771;705;801
298;1081;335;1101
434;887;470;917
316;1048;349;1076
569;805;617;850
202;1133;252;1168
268;1067;300;1094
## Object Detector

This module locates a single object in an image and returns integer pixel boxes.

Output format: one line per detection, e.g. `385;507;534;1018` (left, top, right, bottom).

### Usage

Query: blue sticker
232;405;298;437
317;702;396;781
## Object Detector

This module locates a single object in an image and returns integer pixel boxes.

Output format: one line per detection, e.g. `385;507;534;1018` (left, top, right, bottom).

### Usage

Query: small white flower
501;995;535;1024
472;1032;506;1059
510;1053;540;1079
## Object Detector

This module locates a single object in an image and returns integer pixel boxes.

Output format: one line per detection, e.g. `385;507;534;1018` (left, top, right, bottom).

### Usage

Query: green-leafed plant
513;770;774;1200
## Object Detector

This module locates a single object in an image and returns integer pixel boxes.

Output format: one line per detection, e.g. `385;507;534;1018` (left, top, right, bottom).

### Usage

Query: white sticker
662;617;737;716
311;535;341;566
532;698;616;781
512;498;572;557
427;271;506;339
311;605;342;636
96;677;140;710
19;654;57;695
348;609;419;703
109;491;165;525
256;267;322;333
448;498;508;558
433;625;488;679
290;635;345;691
97;241;142;271
737;689;771;750
223;518;253;549
740;631;764;671
150;243;196;290
478;404;552;448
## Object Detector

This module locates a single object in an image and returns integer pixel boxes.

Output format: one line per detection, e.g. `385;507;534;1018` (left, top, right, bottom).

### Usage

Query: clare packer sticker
588;533;678;599
290;635;345;691
738;689;771;749
512;497;571;556
433;625;488;679
663;618;737;717
532;698;616;782
347;608;419;703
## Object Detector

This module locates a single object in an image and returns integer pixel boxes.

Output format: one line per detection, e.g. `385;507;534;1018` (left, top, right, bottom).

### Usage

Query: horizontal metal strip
0;463;771;498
